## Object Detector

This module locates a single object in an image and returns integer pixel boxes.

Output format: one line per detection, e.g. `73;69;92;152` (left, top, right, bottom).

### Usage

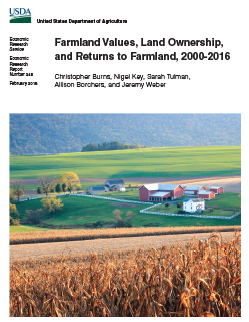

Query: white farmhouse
183;198;205;213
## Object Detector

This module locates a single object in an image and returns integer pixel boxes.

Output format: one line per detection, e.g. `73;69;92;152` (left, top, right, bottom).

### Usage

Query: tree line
82;141;146;152
9;172;80;226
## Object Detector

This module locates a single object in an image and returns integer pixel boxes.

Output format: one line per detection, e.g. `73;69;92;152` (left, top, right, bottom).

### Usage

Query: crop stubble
9;231;241;317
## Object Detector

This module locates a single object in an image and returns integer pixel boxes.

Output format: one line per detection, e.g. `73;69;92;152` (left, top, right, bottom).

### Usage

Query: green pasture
98;189;140;201
205;192;241;209
15;195;146;226
152;204;237;218
10;146;241;179
9;225;49;233
13;193;241;230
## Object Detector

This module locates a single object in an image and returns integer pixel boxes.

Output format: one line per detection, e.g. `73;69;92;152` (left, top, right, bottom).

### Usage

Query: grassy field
15;195;146;226
14;192;241;231
205;192;241;209
10;146;241;179
9;225;49;233
152;204;237;218
98;188;140;201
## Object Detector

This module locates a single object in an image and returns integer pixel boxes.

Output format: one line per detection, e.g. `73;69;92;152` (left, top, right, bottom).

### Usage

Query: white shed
183;198;205;213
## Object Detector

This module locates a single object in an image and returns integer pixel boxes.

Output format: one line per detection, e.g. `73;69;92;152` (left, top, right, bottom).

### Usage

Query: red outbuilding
198;190;216;200
183;185;206;195
139;183;184;202
210;186;224;194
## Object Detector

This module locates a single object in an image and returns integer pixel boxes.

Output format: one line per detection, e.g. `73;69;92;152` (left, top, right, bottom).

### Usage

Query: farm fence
18;193;240;220
140;204;241;220
74;193;154;205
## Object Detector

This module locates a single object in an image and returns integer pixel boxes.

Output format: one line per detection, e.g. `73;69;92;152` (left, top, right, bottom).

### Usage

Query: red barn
183;185;206;195
198;190;215;200
139;183;184;202
210;186;224;194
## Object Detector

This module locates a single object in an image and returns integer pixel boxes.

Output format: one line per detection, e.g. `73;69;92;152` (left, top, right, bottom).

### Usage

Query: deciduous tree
10;188;14;201
58;172;80;193
10;203;19;218
12;180;25;202
9;203;20;226
37;187;43;194
25;209;44;225
38;175;55;197
62;183;68;192
41;195;64;215
55;183;63;193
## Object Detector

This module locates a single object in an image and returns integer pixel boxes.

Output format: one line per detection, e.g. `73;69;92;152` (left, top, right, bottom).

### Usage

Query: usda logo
10;8;31;23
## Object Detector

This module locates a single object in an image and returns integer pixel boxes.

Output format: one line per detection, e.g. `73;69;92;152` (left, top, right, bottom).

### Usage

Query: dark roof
183;198;204;203
106;179;124;184
91;185;105;191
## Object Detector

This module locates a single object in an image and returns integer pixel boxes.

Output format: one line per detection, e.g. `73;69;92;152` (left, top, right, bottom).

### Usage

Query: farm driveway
10;231;235;260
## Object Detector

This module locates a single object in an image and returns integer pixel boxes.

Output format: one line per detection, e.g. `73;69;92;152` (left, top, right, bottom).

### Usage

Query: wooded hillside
10;114;241;154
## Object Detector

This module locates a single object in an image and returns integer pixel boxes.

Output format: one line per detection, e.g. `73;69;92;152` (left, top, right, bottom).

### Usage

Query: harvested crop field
10;225;240;245
10;231;241;317
10;230;238;260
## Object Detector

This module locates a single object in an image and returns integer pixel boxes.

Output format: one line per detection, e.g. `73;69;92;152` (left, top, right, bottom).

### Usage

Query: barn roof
210;186;223;189
183;198;204;203
106;179;124;184
141;183;181;191
198;190;213;195
91;185;106;191
184;185;205;190
191;198;205;202
150;191;171;197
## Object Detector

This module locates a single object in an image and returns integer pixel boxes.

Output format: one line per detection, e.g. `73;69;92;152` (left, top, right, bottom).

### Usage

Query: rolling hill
9;114;241;155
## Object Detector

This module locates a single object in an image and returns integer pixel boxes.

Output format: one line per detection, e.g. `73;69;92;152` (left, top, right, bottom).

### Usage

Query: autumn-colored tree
12;181;25;202
37;187;43;194
41;195;64;214
10;203;19;218
62;183;68;192
126;211;135;221
75;183;82;190
126;211;136;227
38;176;55;197
10;188;14;201
9;203;20;226
113;209;122;222
58;172;80;193
112;209;135;228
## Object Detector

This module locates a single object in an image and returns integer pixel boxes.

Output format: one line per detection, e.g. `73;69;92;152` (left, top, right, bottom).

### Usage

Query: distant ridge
9;114;241;155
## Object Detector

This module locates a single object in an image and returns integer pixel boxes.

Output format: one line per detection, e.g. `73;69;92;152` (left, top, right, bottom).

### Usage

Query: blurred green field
205;192;241;209
9;225;49;233
10;146;241;179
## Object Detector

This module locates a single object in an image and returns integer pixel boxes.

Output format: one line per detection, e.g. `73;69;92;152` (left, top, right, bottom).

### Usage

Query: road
10;231;235;260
